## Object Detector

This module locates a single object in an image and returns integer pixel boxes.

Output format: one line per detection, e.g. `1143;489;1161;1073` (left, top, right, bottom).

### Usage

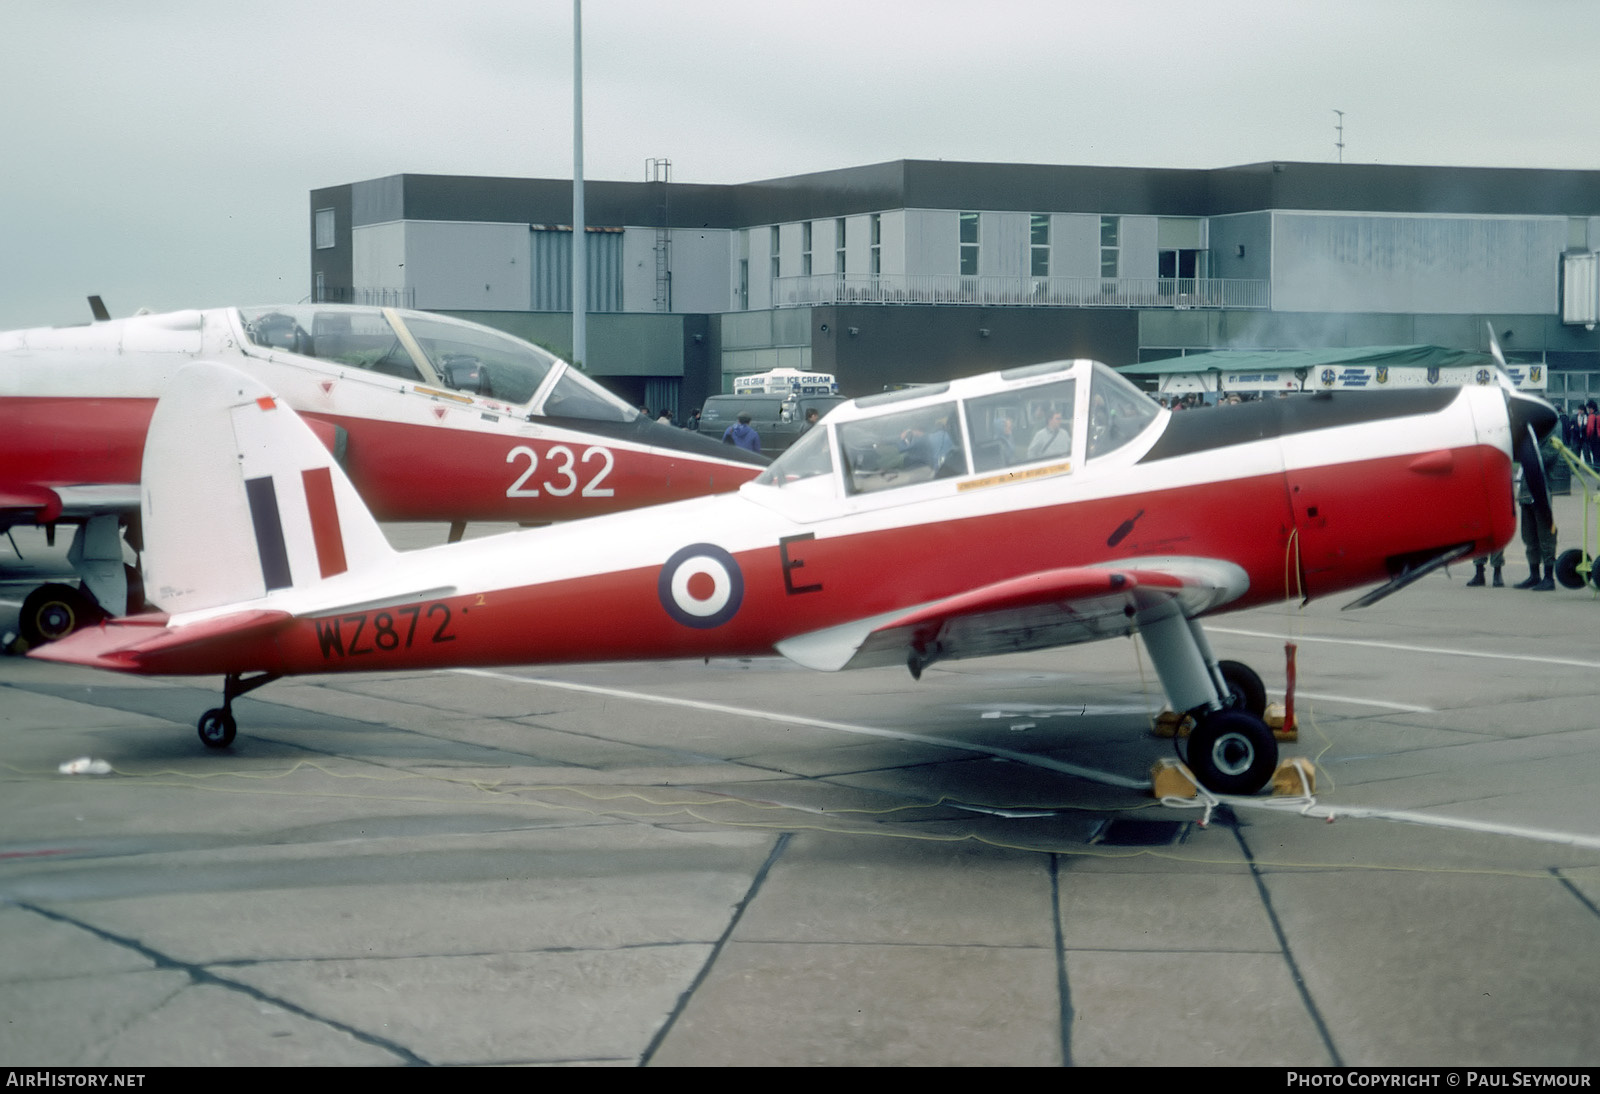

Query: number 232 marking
506;445;615;498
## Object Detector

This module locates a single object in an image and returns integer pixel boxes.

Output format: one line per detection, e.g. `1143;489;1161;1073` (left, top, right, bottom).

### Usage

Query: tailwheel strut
197;671;281;749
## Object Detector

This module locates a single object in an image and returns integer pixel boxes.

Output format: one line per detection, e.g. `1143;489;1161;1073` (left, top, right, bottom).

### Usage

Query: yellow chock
1264;702;1298;741
1270;757;1317;796
1151;709;1193;739
1150;757;1198;799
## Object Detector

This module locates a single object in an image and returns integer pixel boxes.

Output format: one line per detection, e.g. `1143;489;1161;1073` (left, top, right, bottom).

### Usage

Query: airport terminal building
309;159;1600;416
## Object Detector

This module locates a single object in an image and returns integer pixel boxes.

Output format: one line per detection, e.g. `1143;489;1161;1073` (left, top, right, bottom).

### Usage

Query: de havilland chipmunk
31;353;1557;795
0;301;766;645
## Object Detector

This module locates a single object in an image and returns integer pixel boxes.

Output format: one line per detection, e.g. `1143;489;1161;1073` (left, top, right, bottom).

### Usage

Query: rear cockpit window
240;306;423;381
755;421;834;486
838;401;967;494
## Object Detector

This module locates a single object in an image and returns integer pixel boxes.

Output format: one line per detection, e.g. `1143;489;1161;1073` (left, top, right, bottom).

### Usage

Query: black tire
1554;549;1588;590
19;583;103;646
1187;710;1277;795
197;709;237;749
1218;660;1267;719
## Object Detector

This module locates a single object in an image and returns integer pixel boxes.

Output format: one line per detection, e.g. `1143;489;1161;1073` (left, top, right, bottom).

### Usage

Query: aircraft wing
27;609;294;674
775;557;1249;673
0;484;140;526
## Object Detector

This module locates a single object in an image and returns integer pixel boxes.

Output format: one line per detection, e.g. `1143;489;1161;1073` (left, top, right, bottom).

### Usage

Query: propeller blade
1486;321;1508;371
1516;421;1554;532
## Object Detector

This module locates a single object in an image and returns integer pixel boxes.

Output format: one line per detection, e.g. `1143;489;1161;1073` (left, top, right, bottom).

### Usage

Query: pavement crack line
1050;853;1074;1067
14;900;430;1066
1226;812;1344;1067
638;830;792;1067
1552;868;1600;922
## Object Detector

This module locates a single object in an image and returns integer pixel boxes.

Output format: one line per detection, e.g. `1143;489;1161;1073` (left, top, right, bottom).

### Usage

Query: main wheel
1554;549;1589;590
1187;710;1277;795
1218;660;1267;719
197;709;237;749
19;583;104;646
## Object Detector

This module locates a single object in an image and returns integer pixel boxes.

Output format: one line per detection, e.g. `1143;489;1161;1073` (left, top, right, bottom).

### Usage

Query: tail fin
141;363;394;614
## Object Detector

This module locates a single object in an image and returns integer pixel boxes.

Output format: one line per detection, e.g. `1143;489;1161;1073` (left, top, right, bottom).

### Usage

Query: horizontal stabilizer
29;609;293;675
776;557;1248;673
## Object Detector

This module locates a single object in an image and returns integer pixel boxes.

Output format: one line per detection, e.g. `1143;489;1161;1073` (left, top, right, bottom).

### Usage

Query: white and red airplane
0;302;765;644
30;355;1556;795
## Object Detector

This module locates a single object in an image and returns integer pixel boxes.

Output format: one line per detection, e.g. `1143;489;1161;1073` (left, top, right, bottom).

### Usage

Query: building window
835;217;847;276
1100;216;1119;278
802;222;813;277
314;208;336;250
771;225;781;280
870;213;882;277
960;212;980;276
1030;214;1050;277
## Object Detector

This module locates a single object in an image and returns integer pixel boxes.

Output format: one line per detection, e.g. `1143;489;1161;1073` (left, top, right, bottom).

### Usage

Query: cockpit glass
538;366;640;423
965;377;1077;473
755;421;834;486
239;305;422;381
399;314;558;406
838;401;967;494
1087;362;1160;459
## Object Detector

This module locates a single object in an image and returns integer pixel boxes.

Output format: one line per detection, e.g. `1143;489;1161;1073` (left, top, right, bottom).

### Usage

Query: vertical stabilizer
141;363;393;613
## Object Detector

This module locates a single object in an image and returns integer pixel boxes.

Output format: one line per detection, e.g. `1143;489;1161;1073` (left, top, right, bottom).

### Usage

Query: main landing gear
1140;609;1278;795
197;672;280;749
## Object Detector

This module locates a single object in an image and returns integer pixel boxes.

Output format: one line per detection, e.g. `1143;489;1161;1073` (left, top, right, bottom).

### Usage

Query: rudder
140;363;393;614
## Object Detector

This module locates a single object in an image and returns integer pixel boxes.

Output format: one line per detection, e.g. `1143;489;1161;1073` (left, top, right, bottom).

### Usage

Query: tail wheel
1218;660;1267;719
197;709;237;749
19;583;104;646
1186;710;1277;795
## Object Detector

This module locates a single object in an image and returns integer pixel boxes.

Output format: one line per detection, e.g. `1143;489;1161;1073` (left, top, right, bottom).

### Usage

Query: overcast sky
2;0;1596;330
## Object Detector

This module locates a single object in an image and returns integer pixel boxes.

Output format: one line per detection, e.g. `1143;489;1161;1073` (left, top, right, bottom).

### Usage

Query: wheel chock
1149;757;1198;798
1151;709;1194;739
1270;757;1317;796
1264;702;1298;741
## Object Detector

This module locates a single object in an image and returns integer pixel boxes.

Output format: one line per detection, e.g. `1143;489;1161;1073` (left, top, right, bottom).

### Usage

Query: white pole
572;0;587;369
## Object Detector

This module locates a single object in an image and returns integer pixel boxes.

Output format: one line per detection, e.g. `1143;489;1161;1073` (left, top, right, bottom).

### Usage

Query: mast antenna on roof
1333;109;1345;164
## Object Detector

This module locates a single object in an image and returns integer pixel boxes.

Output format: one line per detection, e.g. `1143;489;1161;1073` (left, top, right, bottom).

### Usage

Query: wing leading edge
775;557;1250;674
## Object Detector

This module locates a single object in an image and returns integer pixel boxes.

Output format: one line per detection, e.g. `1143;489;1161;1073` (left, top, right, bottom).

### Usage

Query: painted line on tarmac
454;669;1600;851
1293;691;1434;713
1212;626;1600;671
1234;798;1600;852
451;668;1151;790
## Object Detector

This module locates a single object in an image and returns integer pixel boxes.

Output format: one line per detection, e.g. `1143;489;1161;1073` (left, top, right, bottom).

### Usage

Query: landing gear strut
197;671;280;749
1139;607;1278;795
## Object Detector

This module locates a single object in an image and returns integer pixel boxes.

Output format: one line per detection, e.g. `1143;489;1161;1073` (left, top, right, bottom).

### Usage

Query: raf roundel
658;543;744;628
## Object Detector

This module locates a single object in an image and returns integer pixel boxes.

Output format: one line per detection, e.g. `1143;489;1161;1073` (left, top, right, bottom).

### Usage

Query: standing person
722;412;761;453
1586;401;1600;467
1513;432;1560;591
801;407;820;433
683;407;702;432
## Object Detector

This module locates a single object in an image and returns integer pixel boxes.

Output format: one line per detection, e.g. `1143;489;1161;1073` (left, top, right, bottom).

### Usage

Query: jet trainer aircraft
0;303;765;645
32;356;1556;795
